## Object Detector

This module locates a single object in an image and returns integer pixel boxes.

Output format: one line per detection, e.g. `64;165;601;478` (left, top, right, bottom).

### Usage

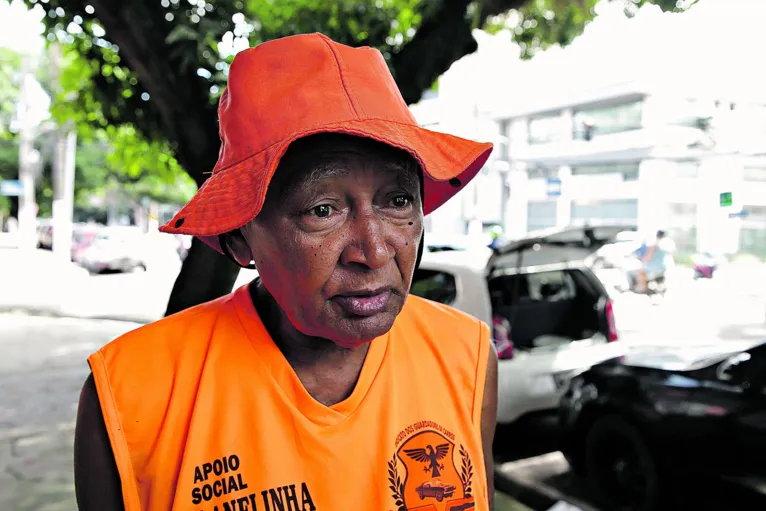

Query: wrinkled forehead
266;134;421;200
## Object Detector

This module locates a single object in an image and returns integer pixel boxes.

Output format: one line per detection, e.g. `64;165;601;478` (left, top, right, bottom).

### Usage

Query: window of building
744;206;766;222
409;269;457;305
655;97;716;129
527;200;557;232
667;227;697;254
573;100;643;140
744;167;766;182
497;119;511;160
671;161;700;179
527;166;559;180
740;228;766;259
667;203;697;218
571;162;639;181
528;114;563;144
571;199;638;223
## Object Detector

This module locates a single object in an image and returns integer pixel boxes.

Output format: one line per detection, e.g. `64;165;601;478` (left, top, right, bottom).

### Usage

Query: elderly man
74;33;497;511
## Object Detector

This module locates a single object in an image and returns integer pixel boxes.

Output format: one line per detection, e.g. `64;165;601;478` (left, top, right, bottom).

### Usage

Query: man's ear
221;230;254;268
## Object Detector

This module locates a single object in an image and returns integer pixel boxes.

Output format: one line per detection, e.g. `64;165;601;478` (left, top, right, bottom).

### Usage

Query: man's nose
340;210;393;269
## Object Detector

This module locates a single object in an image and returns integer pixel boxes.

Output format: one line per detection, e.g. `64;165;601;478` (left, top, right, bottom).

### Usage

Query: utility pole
52;127;77;260
15;69;40;251
50;43;78;261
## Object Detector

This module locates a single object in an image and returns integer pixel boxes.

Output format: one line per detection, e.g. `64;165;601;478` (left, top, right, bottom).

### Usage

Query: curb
494;453;595;511
0;306;154;325
495;471;566;510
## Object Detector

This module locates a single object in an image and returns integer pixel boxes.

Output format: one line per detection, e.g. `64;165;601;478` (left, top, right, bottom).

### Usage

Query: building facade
491;85;766;257
408;7;766;258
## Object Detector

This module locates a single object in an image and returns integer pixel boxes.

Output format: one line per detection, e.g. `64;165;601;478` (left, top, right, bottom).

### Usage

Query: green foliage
0;48;22;138
0;138;19;181
47;44;190;204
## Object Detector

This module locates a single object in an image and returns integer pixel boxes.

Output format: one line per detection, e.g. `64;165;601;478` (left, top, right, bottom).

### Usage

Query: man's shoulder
394;296;492;407
399;295;488;337
402;294;480;321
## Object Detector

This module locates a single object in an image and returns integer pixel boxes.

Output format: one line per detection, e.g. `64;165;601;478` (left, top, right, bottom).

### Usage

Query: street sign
728;209;749;219
546;178;562;198
719;191;733;207
0;180;23;197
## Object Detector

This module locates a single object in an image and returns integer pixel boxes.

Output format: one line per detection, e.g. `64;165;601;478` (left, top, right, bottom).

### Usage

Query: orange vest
88;285;491;511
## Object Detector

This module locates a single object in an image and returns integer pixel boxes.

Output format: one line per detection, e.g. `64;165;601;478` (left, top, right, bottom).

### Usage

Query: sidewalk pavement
0;248;173;324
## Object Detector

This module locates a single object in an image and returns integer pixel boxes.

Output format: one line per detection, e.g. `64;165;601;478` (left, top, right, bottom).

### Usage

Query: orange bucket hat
160;32;493;252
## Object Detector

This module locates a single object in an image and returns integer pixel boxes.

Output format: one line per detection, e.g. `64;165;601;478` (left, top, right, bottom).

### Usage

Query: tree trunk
164;237;241;316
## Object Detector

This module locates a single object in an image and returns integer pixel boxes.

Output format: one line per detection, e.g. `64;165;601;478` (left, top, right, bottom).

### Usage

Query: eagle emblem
403;443;450;478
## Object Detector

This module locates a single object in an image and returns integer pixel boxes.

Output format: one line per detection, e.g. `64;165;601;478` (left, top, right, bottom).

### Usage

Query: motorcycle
617;255;667;299
628;270;667;296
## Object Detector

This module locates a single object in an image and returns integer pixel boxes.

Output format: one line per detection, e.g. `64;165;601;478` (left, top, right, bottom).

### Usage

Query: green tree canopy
18;0;697;314
0;47;22;138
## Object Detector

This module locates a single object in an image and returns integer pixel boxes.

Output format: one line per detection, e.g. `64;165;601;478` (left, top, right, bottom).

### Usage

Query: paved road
0;315;137;511
611;263;766;346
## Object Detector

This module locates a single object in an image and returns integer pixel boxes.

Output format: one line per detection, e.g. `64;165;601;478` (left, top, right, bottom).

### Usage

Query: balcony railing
572;124;643;141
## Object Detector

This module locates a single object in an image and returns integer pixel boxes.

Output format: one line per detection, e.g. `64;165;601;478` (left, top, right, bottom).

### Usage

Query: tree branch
391;0;527;105
88;0;219;185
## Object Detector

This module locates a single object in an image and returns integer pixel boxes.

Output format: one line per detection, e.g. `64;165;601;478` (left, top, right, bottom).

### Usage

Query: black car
560;341;766;510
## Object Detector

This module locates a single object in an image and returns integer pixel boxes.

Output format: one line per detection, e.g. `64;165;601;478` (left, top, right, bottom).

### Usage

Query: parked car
73;226;147;274
560;340;766;510
71;224;102;261
410;225;628;432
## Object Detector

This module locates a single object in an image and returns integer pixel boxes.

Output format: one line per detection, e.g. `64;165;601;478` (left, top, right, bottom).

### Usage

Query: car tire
584;415;662;511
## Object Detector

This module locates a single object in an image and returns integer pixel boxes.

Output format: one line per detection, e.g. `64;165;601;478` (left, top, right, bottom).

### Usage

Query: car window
526;270;577;302
410;269;457;305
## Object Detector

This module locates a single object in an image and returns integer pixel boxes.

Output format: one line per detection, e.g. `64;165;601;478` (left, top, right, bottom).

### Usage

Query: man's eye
391;196;410;208
310;205;333;218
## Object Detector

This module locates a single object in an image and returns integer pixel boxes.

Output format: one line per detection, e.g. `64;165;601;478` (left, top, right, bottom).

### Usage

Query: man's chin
328;311;398;349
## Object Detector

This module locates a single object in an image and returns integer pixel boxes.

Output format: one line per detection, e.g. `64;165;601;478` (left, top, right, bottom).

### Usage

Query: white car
423;232;493;259
410;226;629;427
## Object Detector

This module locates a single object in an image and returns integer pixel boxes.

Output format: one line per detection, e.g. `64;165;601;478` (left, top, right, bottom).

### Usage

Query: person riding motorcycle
631;230;675;293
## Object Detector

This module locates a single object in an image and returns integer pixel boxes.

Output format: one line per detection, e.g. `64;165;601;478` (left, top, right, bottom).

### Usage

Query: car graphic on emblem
415;480;457;502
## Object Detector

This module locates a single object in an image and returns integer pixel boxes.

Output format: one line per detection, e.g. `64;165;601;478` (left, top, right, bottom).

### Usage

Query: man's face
242;135;424;349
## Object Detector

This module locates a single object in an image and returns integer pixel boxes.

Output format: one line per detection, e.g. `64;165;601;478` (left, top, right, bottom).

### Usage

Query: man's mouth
333;288;393;317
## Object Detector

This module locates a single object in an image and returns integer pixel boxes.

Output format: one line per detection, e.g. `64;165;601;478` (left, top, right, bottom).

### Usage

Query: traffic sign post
728;209;749;219
546;178;562;198
0;180;24;197
719;191;733;207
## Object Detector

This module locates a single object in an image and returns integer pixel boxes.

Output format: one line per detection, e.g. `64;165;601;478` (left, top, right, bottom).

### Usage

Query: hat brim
159;118;493;253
